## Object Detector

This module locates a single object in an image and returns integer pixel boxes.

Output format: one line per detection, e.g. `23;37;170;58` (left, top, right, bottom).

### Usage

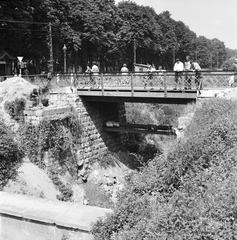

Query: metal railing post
131;73;134;97
101;73;104;95
164;71;167;97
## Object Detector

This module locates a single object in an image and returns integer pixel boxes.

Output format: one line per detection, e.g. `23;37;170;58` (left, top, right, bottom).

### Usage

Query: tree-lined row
0;0;235;73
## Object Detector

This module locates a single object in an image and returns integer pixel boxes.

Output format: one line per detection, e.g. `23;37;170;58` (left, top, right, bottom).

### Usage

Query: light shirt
184;61;191;70
121;66;128;75
192;62;201;71
173;61;184;72
91;65;99;75
232;62;237;71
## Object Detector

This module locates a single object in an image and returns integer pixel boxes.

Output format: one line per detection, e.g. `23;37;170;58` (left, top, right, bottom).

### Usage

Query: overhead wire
0;19;48;25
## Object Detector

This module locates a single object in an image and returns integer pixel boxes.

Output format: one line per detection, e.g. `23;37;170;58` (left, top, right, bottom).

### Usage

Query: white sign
17;56;23;62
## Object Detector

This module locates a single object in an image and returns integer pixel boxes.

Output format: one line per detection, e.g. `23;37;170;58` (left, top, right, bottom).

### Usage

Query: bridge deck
78;86;197;104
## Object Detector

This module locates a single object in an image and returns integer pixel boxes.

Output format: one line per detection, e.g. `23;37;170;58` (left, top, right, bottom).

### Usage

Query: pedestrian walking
157;66;165;90
120;63;129;85
143;64;154;89
173;58;184;90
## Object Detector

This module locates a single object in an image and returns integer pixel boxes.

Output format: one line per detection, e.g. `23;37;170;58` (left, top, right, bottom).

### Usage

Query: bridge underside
78;88;197;104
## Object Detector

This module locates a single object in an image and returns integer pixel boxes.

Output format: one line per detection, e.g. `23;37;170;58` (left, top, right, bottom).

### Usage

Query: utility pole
173;47;175;65
49;22;53;73
133;38;137;71
210;52;212;69
195;51;198;61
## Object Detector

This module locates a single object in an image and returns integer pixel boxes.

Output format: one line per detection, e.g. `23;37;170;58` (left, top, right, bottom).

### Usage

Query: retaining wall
24;87;126;165
0;192;112;240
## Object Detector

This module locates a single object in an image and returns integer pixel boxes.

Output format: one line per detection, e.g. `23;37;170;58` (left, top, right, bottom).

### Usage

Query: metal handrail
1;70;235;91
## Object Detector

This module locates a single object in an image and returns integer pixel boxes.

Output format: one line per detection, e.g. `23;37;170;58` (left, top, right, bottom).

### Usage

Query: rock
77;159;84;167
83;199;89;205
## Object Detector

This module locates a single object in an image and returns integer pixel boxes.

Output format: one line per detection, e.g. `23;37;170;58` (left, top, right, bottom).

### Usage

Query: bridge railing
3;70;236;91
71;70;235;90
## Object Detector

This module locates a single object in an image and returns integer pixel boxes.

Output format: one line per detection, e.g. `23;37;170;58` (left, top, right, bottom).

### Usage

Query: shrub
48;168;73;202
123;132;161;167
91;98;237;239
0;121;24;188
84;181;113;208
4;97;26;121
19;114;81;172
95;150;116;169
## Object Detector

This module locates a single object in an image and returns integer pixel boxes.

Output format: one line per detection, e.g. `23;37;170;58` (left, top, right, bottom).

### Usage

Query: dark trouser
143;73;153;87
174;71;182;88
195;71;202;89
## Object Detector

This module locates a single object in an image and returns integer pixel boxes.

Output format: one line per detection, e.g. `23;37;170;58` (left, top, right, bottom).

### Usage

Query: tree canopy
0;0;232;73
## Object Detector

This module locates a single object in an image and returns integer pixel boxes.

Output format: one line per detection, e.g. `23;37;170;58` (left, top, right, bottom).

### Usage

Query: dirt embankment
0;76;37;128
1;76;130;205
3;76;237;205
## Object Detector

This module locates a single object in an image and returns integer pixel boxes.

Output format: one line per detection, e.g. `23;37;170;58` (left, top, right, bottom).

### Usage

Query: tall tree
116;1;162;69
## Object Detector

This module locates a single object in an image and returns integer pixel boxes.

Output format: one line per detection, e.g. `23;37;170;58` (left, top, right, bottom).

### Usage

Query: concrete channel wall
0;192;112;240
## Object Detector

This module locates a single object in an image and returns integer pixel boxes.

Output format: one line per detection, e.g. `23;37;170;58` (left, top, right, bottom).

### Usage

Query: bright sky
115;0;237;50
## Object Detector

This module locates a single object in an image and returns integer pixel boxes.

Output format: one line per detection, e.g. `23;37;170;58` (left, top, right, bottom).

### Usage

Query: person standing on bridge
143;64;155;89
231;58;237;85
173;58;184;90
184;56;192;90
157;66;165;90
121;63;129;75
191;60;202;90
120;63;129;86
91;61;99;88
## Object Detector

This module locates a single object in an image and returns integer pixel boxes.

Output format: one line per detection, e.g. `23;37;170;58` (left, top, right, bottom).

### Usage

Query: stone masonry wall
24;87;126;170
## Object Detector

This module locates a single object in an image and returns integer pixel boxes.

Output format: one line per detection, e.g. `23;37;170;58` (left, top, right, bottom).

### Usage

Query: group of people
85;58;202;90
142;58;202;90
143;64;165;89
173;56;202;90
85;61;100;88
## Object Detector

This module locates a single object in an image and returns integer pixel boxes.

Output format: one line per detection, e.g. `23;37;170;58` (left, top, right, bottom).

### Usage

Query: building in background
0;51;16;77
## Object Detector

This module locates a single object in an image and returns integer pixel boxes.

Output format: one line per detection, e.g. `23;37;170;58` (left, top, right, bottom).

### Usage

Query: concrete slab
198;89;223;98
55;204;112;231
0;191;112;232
0;193;48;218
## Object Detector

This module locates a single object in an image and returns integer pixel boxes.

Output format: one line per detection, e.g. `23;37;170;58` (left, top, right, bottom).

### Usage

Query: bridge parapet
16;70;235;92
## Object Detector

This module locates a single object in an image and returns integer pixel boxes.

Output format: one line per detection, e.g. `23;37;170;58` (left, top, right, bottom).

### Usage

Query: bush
19;114;81;172
123;132;161;168
48;168;73;202
0;121;24;188
84;181;113;208
91;98;237;239
95;150;116;169
4;98;26;121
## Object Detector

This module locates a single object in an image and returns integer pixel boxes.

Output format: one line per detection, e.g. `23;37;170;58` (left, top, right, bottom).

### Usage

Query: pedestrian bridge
11;70;235;104
52;70;234;104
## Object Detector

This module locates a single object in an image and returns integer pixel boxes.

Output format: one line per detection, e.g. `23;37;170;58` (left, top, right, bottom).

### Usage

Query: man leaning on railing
231;58;237;86
191;60;202;90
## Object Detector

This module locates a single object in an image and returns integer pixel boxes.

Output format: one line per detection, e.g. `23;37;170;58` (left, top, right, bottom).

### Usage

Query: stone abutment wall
24;87;126;168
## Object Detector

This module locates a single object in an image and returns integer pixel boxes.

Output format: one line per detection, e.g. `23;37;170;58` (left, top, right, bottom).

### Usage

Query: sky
115;0;237;50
